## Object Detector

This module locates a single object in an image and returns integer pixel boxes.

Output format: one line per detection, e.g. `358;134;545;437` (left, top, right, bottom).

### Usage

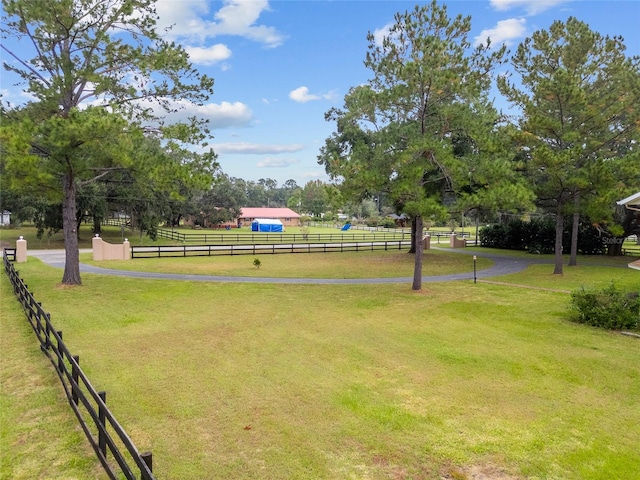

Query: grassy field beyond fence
2;251;639;479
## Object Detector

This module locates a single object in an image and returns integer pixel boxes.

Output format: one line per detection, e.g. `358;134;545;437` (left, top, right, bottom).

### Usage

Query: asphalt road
25;247;535;284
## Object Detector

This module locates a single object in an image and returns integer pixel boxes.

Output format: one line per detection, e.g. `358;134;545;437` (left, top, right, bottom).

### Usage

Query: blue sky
2;1;639;187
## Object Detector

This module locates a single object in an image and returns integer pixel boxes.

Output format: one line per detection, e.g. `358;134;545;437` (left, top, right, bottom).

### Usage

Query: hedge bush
570;284;640;330
479;218;604;254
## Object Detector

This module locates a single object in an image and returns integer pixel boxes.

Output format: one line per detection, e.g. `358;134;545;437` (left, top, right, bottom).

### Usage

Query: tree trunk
569;194;579;267
409;219;417;253
569;211;579;266
412;215;424;291
93;215;102;234
553;210;564;275
61;172;82;285
474;215;479;246
606;239;624;256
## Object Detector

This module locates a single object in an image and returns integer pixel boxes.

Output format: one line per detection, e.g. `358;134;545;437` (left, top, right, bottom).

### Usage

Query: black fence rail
4;247;16;262
2;249;155;480
132;240;412;259
307;222;474;237
155;228;411;244
103;218;131;227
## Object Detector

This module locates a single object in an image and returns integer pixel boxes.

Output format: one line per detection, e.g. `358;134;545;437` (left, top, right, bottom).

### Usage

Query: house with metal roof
238;208;301;227
617;192;640;211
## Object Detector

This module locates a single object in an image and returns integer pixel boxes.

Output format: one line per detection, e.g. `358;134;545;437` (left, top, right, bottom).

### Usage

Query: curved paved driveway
27;248;536;284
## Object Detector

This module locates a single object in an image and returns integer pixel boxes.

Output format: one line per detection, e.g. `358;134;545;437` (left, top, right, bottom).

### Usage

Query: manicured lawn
2;254;638;479
80;249;493;279
480;263;639;291
0;277;107;480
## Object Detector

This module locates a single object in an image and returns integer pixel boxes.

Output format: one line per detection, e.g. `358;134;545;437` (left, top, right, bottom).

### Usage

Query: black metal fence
132;240;412;259
2;249;155;480
155;227;410;244
4;247;16;262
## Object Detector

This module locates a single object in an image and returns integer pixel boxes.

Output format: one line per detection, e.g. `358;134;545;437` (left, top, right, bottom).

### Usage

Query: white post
16;236;27;263
123;238;131;260
92;234;103;261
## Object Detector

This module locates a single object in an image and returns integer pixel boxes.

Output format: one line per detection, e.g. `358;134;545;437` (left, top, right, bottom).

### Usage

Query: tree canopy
0;0;215;284
319;1;527;290
498;17;640;273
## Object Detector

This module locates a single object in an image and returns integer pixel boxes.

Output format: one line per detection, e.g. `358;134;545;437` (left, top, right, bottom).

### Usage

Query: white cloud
185;44;232;66
213;142;305;154
155;0;210;39
371;23;393;48
475;18;527;47
189;101;253;129
322;90;339;101
289;86;319;103
289;86;335;103
489;0;571;15
213;0;284;47
135;99;253;130
156;0;285;48
257;157;300;168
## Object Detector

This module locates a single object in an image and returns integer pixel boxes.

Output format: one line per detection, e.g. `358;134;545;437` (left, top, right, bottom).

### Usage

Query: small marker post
473;255;477;284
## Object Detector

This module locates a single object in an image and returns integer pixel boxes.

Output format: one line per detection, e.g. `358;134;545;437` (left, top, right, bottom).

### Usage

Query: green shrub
364;216;380;227
570;283;639;330
479;218;604;254
379;218;397;229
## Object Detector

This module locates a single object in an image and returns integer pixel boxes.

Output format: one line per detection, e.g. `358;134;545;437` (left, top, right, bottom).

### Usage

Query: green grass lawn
2;252;639;479
80;249;494;278
0;277;108;480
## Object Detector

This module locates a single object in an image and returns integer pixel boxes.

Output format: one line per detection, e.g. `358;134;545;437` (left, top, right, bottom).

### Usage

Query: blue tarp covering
251;218;284;232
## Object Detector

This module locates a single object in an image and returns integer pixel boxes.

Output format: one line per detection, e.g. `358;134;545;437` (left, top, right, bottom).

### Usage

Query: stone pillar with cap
16;236;27;263
92;234;103;261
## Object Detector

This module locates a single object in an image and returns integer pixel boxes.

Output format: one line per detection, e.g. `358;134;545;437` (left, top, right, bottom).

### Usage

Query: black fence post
141;451;153;478
41;314;50;351
72;355;80;405
36;302;43;338
56;331;64;372
98;391;107;457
